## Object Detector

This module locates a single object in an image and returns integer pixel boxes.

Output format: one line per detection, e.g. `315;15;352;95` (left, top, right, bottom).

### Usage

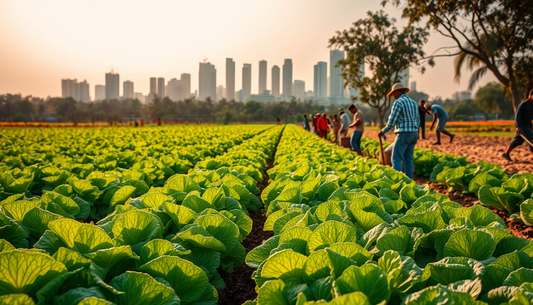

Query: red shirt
317;117;328;131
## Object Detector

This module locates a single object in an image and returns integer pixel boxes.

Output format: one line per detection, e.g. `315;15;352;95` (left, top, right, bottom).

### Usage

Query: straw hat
387;83;410;96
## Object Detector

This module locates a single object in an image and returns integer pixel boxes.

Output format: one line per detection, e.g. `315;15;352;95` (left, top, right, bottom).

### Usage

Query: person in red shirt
317;113;329;139
157;118;162;126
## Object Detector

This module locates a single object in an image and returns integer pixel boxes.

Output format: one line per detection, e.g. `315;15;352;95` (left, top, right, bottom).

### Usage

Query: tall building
452;91;472;101
157;77;165;97
123;81;134;99
259;60;267;93
61;79;77;98
313;61;327;98
149;77;157;95
179;73;191;100
329;50;345;97
225;58;235;100
134;92;144;103
166;78;180;101
76;80;90;102
293;80;305;100
199;62;216;100
95;85;106;101
271;65;280;96
105;72;120;99
282;59;293;97
216;85;225;102
242;63;252;97
410;81;417;92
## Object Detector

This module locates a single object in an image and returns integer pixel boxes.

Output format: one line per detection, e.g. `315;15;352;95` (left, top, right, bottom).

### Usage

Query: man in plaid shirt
378;83;420;178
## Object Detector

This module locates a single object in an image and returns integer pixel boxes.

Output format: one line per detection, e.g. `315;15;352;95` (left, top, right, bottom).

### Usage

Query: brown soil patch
364;130;533;175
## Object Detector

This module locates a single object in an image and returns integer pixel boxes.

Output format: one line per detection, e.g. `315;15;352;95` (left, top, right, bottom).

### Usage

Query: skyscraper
157;78;165;97
293;80;305;100
242;63;252;97
259;60;267;93
225;58;235;101
95;85;105;101
123;81;134;99
271;66;280;96
134;92;144;103
178;73;191;100
199;62;216;100
216;85;225;102
166;78;180;101
105;72;120;99
76;80;90;102
410;81;417;92
282;59;293;97
329;50;345;97
61;79;77;98
313;61;327;98
149;78;157;95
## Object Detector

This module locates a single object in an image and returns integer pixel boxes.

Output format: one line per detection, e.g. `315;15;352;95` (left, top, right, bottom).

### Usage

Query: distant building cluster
452;91;473;101
61;50;412;106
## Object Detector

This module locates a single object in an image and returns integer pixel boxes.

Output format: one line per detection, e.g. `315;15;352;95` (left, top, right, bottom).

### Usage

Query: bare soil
364;130;533;175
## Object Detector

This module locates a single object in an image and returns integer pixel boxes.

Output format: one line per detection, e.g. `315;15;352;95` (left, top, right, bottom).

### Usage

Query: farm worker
425;103;455;145
303;114;310;132
502;89;533;161
348;104;364;155
378;83;420;179
312;113;319;135
157;118;162;126
339;108;352;138
317;113;329;139
418;99;431;139
276;117;281;125
332;114;341;144
140;119;144;127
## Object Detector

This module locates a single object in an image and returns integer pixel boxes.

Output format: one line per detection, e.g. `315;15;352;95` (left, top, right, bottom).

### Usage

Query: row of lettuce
244;124;533;305
0;125;283;304
361;137;533;226
0;125;272;220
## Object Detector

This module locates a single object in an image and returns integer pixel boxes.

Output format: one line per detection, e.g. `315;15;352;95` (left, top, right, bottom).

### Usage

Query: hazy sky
0;0;497;100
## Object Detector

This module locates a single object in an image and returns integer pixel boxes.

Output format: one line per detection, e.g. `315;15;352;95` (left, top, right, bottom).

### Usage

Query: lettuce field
1;124;533;305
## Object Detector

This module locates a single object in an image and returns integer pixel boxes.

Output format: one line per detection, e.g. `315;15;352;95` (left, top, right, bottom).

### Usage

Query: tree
386;0;533;112
329;10;431;126
474;82;514;118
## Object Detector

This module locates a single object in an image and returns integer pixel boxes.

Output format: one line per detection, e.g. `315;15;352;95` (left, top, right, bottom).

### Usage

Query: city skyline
1;0;497;100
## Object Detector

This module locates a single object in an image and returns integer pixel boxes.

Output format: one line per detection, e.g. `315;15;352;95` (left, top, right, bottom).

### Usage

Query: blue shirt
431;105;448;119
304;118;310;128
382;94;420;134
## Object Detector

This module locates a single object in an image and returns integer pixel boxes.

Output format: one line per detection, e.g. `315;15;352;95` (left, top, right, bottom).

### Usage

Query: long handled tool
520;134;533;148
378;135;385;165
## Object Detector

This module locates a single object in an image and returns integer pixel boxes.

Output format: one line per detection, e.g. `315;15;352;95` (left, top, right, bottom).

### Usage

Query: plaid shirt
382;94;420;134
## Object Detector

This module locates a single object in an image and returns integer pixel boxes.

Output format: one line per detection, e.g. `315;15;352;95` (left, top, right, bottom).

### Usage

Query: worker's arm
429;114;437;131
349;116;359;128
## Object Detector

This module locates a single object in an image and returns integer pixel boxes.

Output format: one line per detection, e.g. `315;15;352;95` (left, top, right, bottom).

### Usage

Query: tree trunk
377;106;385;129
508;69;522;113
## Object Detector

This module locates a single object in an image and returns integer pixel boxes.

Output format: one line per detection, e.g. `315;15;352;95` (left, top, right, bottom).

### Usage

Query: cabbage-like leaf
109;186;137;210
138;255;209;304
307;221;357;252
109;271;180;305
52;247;92;271
22;207;63;238
468;173;501;194
443;229;496;261
53;287;107;305
303;291;371;305
0;249;67;297
334;264;390;304
0;293;36;305
378;250;423;294
259;249;307;282
520;199;533;226
111;210;163;250
422;257;484;286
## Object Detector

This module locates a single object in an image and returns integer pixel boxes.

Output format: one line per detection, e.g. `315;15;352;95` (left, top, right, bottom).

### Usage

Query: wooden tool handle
519;133;533;147
379;135;385;165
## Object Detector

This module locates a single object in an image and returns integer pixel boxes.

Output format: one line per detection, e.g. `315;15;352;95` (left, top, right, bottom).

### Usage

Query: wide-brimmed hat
387;83;410;96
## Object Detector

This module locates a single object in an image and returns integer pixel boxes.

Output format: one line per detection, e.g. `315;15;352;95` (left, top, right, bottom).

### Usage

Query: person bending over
502;89;533;161
425;103;455;145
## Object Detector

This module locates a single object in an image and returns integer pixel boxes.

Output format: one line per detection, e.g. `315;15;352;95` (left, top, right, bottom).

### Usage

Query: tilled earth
364;130;533;175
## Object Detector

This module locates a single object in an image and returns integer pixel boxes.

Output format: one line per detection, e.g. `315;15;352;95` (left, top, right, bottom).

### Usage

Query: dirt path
364;130;533;175
217;142;279;304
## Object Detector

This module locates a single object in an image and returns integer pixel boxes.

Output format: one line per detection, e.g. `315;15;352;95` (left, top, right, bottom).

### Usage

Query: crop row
0;125;283;304
361;138;533;226
245;124;533;305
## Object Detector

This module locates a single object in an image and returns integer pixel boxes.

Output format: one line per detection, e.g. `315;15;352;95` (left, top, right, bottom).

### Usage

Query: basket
340;137;351;148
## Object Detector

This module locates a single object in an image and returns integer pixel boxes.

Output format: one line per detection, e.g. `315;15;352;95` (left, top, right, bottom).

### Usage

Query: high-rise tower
282;59;293;97
225;58;235;100
259;60;267;93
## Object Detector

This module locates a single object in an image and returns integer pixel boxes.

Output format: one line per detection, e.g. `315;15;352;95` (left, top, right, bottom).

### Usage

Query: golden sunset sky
0;0;496;99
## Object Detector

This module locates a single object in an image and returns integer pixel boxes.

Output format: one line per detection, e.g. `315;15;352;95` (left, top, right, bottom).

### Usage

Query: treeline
0;95;331;124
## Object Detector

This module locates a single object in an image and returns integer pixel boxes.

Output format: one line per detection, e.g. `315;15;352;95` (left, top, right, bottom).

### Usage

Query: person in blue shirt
378;83;420;179
425;103;455;145
303;114;310;132
502;89;533;161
